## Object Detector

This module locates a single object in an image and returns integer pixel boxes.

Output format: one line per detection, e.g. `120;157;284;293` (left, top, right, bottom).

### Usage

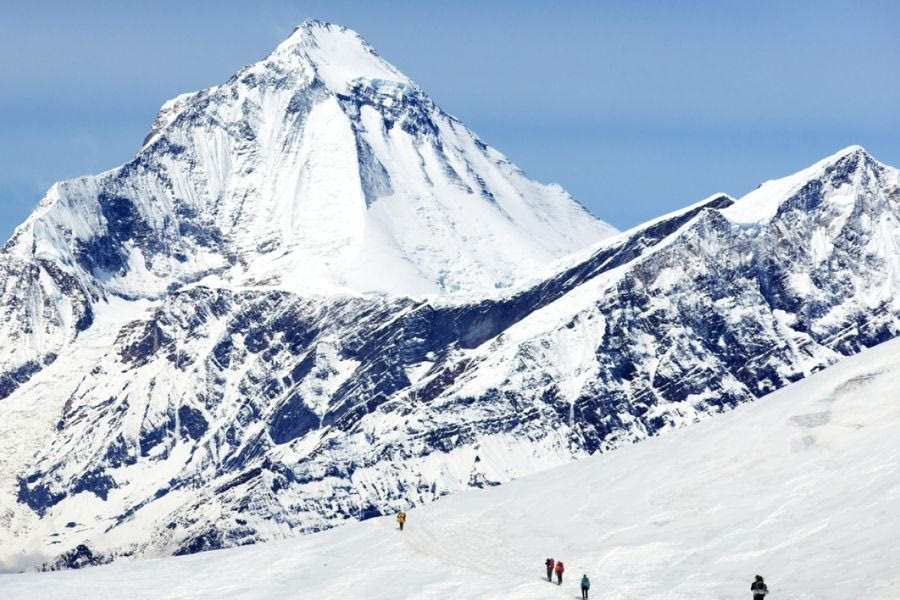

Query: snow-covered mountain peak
724;144;893;224
271;19;410;94
5;20;616;304
9;19;900;577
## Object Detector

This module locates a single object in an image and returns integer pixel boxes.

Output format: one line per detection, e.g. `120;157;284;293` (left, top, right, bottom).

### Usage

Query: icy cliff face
2;20;900;571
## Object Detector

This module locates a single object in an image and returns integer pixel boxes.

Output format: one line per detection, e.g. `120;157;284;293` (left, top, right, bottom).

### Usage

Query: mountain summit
9;19;615;301
0;19;615;404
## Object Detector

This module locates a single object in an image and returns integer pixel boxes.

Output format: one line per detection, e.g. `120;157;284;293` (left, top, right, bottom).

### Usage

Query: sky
1;0;899;241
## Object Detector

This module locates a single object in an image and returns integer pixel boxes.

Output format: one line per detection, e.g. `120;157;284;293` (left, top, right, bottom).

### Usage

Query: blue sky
2;0;898;240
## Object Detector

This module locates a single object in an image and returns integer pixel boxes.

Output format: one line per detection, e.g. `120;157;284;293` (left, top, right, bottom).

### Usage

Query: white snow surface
1;334;898;599
277;21;408;95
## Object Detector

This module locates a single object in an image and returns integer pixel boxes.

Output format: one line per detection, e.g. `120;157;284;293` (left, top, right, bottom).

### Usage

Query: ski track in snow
1;336;898;599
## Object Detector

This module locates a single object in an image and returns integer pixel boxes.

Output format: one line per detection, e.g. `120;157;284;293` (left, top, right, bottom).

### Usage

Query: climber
580;573;590;599
396;511;406;531
751;574;769;599
545;557;555;581
555;560;565;585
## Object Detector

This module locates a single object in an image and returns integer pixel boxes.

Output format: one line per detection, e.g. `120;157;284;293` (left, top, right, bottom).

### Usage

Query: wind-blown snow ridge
276;19;411;94
2;336;898;598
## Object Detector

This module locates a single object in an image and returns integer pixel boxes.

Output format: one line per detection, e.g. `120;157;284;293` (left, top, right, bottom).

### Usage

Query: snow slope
2;332;898;599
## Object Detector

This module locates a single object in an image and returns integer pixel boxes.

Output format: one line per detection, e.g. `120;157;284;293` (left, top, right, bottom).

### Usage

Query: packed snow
2;334;898;599
276;20;408;94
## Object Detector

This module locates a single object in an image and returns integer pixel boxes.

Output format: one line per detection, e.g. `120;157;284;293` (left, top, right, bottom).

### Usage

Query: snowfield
2;335;898;599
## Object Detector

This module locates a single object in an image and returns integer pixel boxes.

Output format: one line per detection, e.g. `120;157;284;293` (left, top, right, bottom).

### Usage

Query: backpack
581;576;590;588
556;561;564;573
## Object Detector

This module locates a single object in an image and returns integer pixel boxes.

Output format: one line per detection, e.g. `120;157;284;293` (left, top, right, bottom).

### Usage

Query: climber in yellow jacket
397;511;406;531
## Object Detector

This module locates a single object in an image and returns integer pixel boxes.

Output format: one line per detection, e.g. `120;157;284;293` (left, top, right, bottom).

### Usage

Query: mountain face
1;21;900;571
0;19;615;404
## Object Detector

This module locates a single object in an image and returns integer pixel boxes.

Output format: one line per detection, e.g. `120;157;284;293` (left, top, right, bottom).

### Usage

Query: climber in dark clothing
751;575;769;599
545;558;555;581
